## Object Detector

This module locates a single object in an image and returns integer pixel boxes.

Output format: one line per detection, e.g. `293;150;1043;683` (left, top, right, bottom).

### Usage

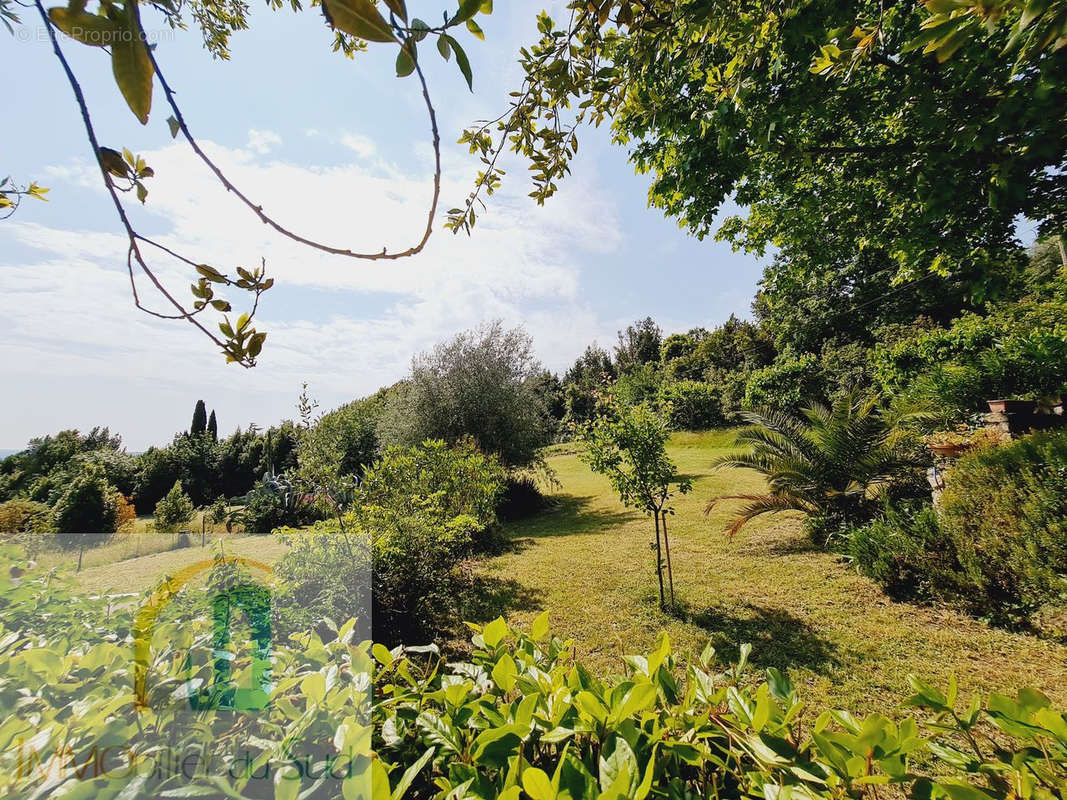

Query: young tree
154;480;195;533
574;396;691;609
207;410;218;442
190;400;207;437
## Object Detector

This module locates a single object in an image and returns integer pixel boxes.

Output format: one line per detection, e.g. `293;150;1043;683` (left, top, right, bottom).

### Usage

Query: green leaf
98;147;129;178
766;667;793;700
47;8;121;46
391;746;434;800
246;331;267;359
274;766;301;800
396;42;416;77
436;34;451;60
450;0;481;25
167;115;181;138
481;616;507;647
491;652;517;691
531;610;549;641
465;17;484;40
522;767;555;800
323;0;397;43
111;3;153;124
444;35;473;90
382;0;407;22
196;264;226;282
471;725;524;768
301;672;326;705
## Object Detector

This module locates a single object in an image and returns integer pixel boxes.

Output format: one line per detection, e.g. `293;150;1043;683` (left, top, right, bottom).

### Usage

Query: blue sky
1;2;767;451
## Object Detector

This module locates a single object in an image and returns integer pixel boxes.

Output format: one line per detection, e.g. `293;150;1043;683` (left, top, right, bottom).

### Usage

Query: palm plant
706;392;926;544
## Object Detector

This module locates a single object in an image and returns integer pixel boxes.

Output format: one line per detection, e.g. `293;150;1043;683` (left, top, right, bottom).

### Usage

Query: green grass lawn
473;430;1067;716
68;534;289;593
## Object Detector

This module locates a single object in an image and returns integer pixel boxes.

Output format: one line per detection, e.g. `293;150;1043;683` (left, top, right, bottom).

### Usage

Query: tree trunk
654;511;665;609
661;511;676;608
77;539;84;573
1058;234;1067;269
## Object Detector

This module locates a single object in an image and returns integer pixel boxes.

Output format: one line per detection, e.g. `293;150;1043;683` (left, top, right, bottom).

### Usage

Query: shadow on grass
455;573;546;625
676;601;839;675
503;493;639;540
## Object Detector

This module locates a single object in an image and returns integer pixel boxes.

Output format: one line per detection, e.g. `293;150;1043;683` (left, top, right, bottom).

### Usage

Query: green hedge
939;430;1067;623
657;380;725;429
852;431;1067;626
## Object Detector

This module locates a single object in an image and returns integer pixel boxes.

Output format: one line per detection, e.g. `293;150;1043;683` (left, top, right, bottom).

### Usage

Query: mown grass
68;534;288;593
471;430;1067;716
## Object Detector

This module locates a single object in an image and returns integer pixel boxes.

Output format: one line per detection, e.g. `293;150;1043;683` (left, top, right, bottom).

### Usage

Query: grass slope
71;534;289;593
476;430;1067;715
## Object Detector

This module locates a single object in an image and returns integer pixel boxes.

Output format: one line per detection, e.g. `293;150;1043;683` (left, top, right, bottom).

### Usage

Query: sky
1;2;768;452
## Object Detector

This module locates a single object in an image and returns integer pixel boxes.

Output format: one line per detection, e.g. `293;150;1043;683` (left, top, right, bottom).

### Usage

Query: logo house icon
133;557;274;712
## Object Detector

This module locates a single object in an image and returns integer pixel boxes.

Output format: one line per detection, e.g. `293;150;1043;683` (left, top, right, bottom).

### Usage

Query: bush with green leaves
743;351;825;412
378;322;553;468
276;440;505;642
152;480;195;532
51;462;119;535
231;472;320;534
938;430;1067;626
0;499;54;536
874;278;1067;417
3;559;1067;800
657;380;725;430
849;502;967;603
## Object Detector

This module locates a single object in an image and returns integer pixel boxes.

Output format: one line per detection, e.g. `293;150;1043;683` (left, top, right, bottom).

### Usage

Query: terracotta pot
987;399;1035;414
929;442;971;458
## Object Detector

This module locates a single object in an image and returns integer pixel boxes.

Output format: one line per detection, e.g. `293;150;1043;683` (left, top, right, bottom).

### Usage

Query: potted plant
926;429;976;458
987;398;1036;414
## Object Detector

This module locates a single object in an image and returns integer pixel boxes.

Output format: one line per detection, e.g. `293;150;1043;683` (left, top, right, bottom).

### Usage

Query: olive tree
574;396;691;610
379;321;553;468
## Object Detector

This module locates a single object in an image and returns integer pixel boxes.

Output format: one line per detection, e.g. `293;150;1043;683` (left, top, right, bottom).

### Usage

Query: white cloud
0;137;620;448
246;129;282;155
339;133;377;159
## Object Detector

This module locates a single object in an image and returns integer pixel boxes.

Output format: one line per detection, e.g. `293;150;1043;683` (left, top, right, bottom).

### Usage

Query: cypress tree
207;410;218;441
190;399;207;436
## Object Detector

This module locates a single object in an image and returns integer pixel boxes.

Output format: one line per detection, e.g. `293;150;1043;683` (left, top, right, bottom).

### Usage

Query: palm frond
704;492;811;537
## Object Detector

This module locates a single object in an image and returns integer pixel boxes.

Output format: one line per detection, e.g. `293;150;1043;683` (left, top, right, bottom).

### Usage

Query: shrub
51;463;118;534
276;440;506;641
231;473;318;534
378;321;553;467
849;502;965;602
743;352;824;412
938;430;1067;625
359;439;505;532
657;380;725;429
0;499;54;535
153;480;195;532
496;474;550;522
113;493;137;530
873;280;1067;413
613;361;662;406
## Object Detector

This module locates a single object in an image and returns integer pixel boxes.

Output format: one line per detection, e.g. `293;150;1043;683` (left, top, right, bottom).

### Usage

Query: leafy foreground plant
1;551;1066;800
